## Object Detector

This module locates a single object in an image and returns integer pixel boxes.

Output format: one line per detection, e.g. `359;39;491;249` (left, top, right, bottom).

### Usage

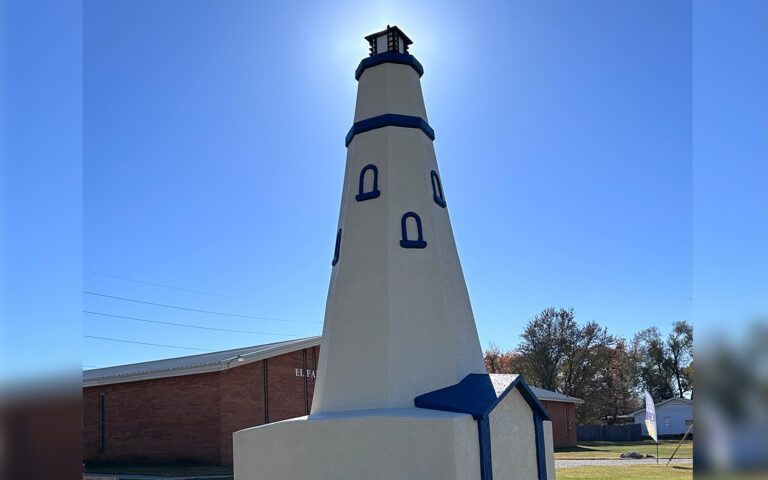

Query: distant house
631;397;693;436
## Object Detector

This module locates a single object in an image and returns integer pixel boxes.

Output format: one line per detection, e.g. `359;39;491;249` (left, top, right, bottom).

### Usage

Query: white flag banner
644;390;658;443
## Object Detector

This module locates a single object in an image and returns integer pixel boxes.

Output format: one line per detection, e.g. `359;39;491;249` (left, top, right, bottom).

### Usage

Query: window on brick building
98;394;106;451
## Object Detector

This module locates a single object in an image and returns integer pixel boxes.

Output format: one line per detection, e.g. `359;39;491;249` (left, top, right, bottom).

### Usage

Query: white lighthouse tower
234;27;556;480
312;24;486;413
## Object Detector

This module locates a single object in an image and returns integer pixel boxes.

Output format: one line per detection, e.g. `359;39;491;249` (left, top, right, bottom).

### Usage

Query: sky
1;0;765;377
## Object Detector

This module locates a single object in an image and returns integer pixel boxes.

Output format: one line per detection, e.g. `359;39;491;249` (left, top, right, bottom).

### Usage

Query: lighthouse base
233;407;554;480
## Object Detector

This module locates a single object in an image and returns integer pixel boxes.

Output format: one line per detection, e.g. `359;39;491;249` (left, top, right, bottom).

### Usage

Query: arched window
355;164;381;202
332;229;342;266
400;212;427;249
431;170;446;208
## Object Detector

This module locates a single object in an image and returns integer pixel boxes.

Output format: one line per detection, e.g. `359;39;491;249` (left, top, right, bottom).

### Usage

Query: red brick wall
83;346;320;466
83;371;222;465
86;347;581;463
218;346;318;463
218;359;266;465
542;400;578;448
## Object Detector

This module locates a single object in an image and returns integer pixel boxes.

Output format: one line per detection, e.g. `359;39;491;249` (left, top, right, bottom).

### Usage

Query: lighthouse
311;24;487;413
234;27;556;480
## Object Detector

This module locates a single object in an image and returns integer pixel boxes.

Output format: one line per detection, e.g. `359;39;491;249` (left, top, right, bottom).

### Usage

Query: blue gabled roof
414;373;551;421
414;373;552;480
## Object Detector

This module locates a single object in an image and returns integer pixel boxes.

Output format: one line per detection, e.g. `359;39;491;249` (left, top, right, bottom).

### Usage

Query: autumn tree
484;343;525;375
596;339;641;423
484;310;692;423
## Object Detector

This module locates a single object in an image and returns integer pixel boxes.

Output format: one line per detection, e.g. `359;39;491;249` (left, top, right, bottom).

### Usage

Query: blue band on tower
355;52;424;80
345;113;435;147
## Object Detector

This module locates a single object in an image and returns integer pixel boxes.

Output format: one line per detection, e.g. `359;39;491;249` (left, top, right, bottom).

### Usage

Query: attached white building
631;397;693;436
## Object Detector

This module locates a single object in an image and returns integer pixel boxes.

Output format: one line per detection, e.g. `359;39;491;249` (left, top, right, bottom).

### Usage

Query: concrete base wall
234;409;480;480
543;421;556;480
234;405;555;480
490;389;538;480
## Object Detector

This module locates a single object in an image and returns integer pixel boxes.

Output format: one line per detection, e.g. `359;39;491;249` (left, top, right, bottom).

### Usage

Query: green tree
515;308;621;423
667;320;693;397
517;308;576;391
633;327;676;402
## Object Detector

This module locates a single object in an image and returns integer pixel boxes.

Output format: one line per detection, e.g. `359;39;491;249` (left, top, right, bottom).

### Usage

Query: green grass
555;439;692;460
556;465;693;480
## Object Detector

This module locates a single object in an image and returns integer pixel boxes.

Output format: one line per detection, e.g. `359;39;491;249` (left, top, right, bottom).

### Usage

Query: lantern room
365;25;413;56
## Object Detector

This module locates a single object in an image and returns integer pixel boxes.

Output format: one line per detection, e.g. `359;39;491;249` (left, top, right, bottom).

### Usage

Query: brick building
528;385;583;448
83;337;582;466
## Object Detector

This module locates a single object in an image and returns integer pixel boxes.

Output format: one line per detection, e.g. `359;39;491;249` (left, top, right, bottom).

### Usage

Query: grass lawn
556;465;693;479
556;439;692;460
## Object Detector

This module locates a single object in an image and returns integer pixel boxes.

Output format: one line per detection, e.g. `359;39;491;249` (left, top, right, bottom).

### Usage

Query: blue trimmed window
400;212;427;249
355;164;381;202
332;229;342;266
431;170;446;208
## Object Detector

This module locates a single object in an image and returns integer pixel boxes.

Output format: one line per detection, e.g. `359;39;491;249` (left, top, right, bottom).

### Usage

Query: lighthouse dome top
365;25;412;56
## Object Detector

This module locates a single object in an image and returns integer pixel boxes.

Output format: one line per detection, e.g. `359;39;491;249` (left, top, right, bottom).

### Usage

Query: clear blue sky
2;1;765;376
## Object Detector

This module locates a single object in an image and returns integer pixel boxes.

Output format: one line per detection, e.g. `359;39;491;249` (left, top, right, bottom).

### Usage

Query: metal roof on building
83;336;322;387
490;374;584;404
629;396;692;416
83;341;582;406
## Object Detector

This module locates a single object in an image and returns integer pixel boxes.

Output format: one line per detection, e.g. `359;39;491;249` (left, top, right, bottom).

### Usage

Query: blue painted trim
414;374;551;422
355;52;424;80
534;410;547;480
478;416;494;480
355;164;381;202
517;380;552;422
430;170;446;208
400;211;427;249
345;114;435;147
331;229;341;266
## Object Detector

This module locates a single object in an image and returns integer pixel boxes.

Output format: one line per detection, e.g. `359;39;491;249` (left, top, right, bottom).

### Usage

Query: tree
514;308;620;424
599;339;641;423
631;322;694;401
633;327;676;402
484;310;692;423
484;344;525;375
559;321;619;424
517;308;576;391
561;320;613;398
667;320;693;397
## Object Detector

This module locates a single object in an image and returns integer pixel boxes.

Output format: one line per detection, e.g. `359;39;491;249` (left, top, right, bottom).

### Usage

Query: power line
83;269;321;308
82;291;322;324
83;310;306;337
83;335;213;352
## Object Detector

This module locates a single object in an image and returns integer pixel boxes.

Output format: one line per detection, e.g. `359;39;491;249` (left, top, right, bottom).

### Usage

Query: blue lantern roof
414;373;551;421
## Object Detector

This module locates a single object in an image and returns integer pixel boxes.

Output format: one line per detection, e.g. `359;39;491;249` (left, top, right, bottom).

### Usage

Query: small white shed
631;397;693;436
